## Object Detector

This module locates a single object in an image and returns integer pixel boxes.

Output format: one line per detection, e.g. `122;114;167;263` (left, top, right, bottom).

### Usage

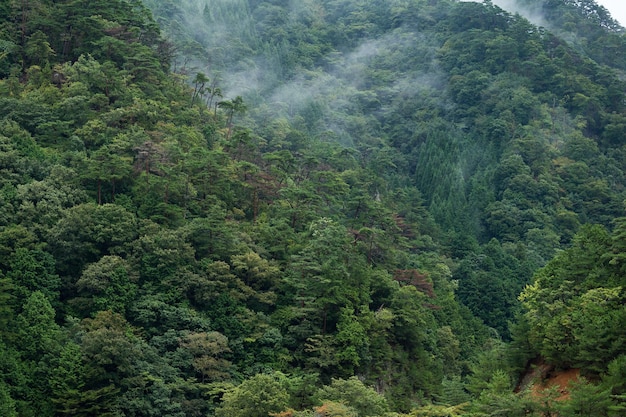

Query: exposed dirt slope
517;358;580;401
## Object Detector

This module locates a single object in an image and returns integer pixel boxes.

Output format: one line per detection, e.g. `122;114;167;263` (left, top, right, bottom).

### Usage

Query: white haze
163;0;444;130
458;0;547;27
268;34;387;114
462;0;625;29
265;29;445;141
157;0;623;125
596;0;626;27
147;0;449;144
492;0;547;27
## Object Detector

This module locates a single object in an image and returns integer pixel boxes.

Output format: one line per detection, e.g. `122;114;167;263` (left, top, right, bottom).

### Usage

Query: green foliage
215;372;290;417
13;291;61;417
16;291;60;360
74;255;137;316
48;203;138;278
467;370;538;417
1;0;626;415
7;247;60;303
520;223;626;373
464;339;511;396
436;376;471;406
408;403;466;417
0;380;17;417
455;239;533;338
312;401;359;417
49;341;106;417
180;331;232;382
315;377;389;417
555;378;621;417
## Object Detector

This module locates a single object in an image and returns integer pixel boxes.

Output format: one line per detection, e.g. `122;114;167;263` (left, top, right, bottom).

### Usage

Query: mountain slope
146;0;626;334
0;0;625;415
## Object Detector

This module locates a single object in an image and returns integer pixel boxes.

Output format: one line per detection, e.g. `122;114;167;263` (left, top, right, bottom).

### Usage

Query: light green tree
0;381;17;417
315;377;389;417
556;378;619;417
216;372;290;417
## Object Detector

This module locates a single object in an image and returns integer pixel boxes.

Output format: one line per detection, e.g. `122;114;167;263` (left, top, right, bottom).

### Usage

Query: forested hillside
0;0;625;416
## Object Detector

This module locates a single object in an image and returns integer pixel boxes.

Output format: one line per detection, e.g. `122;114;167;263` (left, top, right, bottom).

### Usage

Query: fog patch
492;0;548;28
458;0;548;28
146;0;449;144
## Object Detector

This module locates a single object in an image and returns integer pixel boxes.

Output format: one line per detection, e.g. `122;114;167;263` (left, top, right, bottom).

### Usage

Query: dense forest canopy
0;0;625;416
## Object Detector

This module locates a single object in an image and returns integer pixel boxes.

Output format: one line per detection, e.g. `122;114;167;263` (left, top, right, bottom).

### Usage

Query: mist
145;0;449;144
492;0;547;27
458;0;547;28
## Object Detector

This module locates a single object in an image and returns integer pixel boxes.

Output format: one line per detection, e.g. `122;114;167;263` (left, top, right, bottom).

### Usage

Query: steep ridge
0;0;624;415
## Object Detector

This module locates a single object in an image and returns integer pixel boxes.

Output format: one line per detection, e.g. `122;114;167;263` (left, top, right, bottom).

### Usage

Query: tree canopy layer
1;0;626;415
